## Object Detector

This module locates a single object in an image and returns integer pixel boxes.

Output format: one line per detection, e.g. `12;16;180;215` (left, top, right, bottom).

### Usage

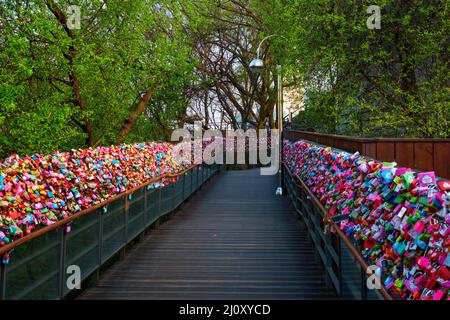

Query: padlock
2;252;10;265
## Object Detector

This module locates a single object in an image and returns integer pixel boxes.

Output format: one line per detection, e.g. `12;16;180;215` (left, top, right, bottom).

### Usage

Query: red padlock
438;181;450;192
423;275;438;290
437;266;450;281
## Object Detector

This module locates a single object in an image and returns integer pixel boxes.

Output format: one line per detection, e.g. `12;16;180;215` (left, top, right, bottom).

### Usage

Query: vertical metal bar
0;259;6;299
182;172;185;202
58;228;66;298
157;188;162;218
143;188;147;229
99;208;104;264
190;169;193;194
172;179;176;210
200;165;203;184
193;167;196;191
324;233;333;290
361;264;368;300
124;196;129;242
277;64;283;192
313;209;320;264
338;237;343;298
119;196;128;260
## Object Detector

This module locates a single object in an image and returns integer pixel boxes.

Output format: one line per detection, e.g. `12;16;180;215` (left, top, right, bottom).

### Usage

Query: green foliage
0;0;199;158
1;0;448;159
265;0;449;138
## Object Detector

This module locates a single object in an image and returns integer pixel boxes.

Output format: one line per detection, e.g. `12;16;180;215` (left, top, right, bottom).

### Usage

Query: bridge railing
283;163;393;300
0;163;222;300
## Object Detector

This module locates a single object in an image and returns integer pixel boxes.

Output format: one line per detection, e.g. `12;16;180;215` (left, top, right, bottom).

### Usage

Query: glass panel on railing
183;171;192;200
145;188;159;226
175;176;184;207
5;230;61;300
64;211;100;295
159;182;174;216
339;239;363;299
101;197;126;262
128;188;145;240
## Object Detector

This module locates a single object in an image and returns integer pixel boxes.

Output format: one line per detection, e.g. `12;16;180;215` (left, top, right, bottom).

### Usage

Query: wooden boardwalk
78;169;336;300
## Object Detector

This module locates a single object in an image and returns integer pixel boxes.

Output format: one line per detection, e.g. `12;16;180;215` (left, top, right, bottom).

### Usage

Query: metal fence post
143;188;147;230
338;237;343;298
324;233;333;290
124;196;129;239
58;228;66;298
0;260;6;299
157;188;162;219
99;208;104;264
191;168;194;194
361;264;368;300
120;196;129;260
138;190;146;243
182;172;185;202
172;179;176;209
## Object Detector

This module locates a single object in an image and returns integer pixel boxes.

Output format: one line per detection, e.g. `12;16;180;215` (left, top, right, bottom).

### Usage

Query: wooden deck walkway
78;169;336;300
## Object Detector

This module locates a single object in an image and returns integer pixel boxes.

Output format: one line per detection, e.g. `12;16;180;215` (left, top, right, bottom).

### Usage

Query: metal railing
283;163;393;300
0;163;222;300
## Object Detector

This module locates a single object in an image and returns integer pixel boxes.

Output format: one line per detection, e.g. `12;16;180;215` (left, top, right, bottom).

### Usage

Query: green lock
419;197;430;207
385;222;392;231
414;210;422;220
393;196;404;204
407;215;418;225
402;172;415;188
394;278;404;289
393;176;402;185
418;233;430;243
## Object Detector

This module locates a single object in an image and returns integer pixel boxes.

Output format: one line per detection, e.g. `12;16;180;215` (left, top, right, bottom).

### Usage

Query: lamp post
249;34;286;196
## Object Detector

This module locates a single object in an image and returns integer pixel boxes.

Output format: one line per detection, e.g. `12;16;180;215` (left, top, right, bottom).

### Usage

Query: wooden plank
414;142;434;172
433;142;450;179
78;170;336;300
362;142;376;159
394;142;414;168
376;142;395;162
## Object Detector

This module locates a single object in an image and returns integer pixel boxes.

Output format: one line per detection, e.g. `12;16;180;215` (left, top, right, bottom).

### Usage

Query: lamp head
249;58;264;74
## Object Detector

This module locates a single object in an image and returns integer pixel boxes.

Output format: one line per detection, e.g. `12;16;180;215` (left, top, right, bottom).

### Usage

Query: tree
264;0;449;138
188;0;286;130
0;0;198;157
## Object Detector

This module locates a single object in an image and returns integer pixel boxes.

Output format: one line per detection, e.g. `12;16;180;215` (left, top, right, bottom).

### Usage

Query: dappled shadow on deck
78;169;336;300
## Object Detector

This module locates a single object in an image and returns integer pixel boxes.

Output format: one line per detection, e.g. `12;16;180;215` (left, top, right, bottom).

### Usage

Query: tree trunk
118;85;156;142
204;90;210;130
46;0;94;146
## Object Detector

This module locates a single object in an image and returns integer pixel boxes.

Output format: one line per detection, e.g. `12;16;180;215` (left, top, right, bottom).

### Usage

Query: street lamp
249;34;287;196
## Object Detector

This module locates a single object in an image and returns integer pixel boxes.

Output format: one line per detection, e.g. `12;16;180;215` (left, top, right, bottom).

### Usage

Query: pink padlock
418;256;430;269
418;172;436;188
414;221;425;233
433;290;445;300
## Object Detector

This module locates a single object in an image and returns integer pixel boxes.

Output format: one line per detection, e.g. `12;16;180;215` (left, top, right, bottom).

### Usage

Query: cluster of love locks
0;142;193;249
284;140;450;300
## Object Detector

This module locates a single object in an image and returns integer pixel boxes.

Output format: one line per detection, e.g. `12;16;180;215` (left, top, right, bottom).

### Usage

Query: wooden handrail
0;164;199;255
285;129;450;143
283;163;394;300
